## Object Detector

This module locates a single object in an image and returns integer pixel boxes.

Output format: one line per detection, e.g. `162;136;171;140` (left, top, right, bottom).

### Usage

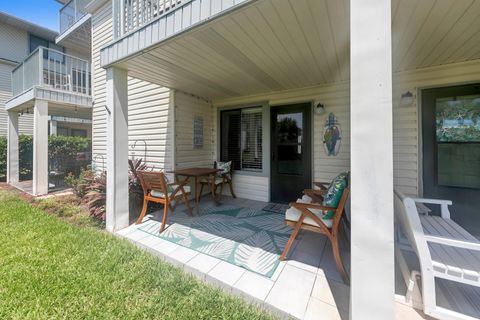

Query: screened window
29;35;49;53
29;35;64;61
221;107;262;172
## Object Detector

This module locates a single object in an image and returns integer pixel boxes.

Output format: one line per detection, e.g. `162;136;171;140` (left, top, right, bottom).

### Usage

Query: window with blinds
220;107;263;172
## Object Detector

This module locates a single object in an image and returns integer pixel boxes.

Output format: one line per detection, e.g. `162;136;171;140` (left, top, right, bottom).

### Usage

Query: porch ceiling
56;18;92;58
113;0;480;101
116;0;350;100
10;100;91;120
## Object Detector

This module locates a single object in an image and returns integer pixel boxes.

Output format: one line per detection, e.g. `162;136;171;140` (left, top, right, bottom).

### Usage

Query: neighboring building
0;11;91;137
4;9;93;195
0;12;56;136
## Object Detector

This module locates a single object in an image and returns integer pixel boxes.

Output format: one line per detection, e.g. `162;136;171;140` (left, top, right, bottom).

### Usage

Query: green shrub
65;168;94;198
0;135;91;182
49;135;91;177
0;135;32;181
0;136;6;181
19;135;33;180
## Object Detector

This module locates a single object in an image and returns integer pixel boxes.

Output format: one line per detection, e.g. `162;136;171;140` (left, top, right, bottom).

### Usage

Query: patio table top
170;167;220;177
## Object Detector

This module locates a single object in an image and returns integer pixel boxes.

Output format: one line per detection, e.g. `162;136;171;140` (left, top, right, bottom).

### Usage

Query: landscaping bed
0;188;273;320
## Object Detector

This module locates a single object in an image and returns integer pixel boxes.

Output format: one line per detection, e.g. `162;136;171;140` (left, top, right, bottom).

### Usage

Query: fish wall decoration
323;113;341;156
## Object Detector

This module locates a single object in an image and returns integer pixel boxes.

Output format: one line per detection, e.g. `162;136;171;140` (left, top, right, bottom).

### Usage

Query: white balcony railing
113;0;186;38
59;0;90;34
12;47;91;97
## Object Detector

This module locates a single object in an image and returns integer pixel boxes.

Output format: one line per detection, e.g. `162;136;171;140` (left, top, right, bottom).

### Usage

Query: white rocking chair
394;189;480;320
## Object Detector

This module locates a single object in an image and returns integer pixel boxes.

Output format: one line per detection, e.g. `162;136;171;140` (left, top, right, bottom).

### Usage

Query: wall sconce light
400;91;414;107
314;101;326;115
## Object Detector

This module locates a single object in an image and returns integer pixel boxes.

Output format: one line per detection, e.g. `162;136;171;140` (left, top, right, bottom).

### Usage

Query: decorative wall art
436;96;480;142
193;116;203;149
323;112;341;156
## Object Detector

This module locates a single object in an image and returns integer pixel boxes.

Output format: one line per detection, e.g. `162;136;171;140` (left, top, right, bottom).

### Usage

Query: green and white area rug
138;206;292;278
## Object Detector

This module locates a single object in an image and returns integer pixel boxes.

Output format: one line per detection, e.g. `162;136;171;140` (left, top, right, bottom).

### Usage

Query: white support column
50;120;58;136
33;100;49;196
7;111;19;184
350;1;394;319
106;67;129;232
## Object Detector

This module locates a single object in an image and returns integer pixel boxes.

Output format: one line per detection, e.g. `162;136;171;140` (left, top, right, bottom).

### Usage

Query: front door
271;103;312;203
422;84;480;235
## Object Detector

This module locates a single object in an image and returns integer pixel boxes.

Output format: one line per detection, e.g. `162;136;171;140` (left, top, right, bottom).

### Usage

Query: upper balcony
101;0;251;67
56;0;92;56
7;47;92;111
112;0;185;39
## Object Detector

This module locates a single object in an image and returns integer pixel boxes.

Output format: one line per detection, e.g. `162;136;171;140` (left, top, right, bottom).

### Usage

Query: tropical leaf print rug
138;206;292;278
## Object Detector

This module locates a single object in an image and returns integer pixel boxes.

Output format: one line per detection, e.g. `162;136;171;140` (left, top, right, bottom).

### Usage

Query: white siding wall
128;79;173;170
0;23;35;137
174;91;213;168
91;2;111;170
0;21;29;63
91;2;174;172
213;59;480;199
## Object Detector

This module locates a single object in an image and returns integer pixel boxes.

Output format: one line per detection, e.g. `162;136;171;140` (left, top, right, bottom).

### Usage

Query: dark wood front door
271;103;312;203
422;84;480;235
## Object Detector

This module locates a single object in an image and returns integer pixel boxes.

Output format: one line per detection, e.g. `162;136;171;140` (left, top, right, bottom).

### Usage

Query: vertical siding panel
174;91;213;168
92;2;173;173
0;20;34;136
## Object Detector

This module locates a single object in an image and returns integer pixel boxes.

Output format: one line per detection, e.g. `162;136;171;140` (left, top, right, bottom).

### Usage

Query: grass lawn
0;190;274;320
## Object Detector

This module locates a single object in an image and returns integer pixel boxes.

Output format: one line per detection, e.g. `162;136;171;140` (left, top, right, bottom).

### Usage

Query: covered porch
119;194;427;320
100;0;480;319
6;101;92;195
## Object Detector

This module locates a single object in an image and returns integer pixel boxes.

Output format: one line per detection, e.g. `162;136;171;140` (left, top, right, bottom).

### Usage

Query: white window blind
221;107;262;172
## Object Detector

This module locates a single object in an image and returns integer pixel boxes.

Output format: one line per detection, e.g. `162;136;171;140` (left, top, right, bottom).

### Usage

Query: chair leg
136;199;148;224
280;217;305;261
330;233;349;285
198;183;204;202
228;181;236;198
159;202;169;233
182;192;193;216
219;183;224;197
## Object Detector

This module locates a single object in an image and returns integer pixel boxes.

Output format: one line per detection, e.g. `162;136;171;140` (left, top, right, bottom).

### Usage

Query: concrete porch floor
116;195;428;320
11;180;34;195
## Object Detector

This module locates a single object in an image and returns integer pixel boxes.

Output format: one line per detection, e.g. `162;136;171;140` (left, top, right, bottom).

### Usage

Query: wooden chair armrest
290;202;336;212
425;235;480;251
313;181;329;190
304;189;327;195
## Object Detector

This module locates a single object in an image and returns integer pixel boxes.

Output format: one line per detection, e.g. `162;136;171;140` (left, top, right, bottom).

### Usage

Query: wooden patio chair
280;186;350;284
199;161;236;200
303;172;351;203
136;170;193;233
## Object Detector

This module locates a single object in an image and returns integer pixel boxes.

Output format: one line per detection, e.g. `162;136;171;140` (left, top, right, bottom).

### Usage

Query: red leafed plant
66;158;152;221
83;171;107;220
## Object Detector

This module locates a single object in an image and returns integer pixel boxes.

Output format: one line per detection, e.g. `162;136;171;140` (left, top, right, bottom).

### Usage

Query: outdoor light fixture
314;101;326;115
400;91;414;107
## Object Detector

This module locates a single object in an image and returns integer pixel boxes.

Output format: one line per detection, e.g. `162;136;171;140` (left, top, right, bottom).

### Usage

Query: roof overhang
56;14;92;56
0;11;58;41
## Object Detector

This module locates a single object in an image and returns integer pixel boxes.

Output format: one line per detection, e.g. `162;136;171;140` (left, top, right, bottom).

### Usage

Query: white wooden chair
394;189;480;320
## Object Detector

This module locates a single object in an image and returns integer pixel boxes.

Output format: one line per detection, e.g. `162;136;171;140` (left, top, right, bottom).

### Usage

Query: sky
1;1;63;32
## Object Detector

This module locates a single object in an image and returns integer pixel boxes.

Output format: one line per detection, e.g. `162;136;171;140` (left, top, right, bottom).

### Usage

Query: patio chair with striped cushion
136;170;193;233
